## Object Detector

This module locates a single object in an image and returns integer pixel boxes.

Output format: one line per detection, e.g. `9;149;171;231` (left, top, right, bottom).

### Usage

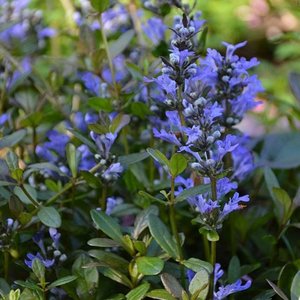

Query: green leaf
291;271;300;300
130;102;151;119
66;143;80;178
148;214;179;259
273;187;293;225
228;256;241;283
32;259;45;283
90;209;124;244
37;206;62;228
267;280;289;300
0;129;27;149
118;151;149;169
25;162;68;178
47;276;77;289
160;273;184;298
261;132;300;169
126;282;150;300
109;30;135;59
278;263;298;296
175;184;210;203
80;171;102;188
100;267;133;288
14;185;37;205
199;228;219;242
5;151;19;171
14;281;43;291
136;257;164;276
87;238;120;248
147;148;170;169
88;97;113;112
68;129;97;152
138;191;167;206
90;0;109;13
182;258;213;274
188;269;209;300
169;153;187;177
146;289;176;300
133;205;159;239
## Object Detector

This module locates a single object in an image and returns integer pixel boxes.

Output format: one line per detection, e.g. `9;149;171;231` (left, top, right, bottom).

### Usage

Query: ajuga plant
1;0;300;300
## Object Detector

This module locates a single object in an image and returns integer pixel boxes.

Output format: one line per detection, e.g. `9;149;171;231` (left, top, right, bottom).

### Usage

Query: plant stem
208;176;217;300
100;186;107;212
4;251;9;280
169;176;185;287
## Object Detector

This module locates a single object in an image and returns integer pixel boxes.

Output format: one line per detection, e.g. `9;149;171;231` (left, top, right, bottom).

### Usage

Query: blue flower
25;253;55;268
214;263;252;299
142;17;167;46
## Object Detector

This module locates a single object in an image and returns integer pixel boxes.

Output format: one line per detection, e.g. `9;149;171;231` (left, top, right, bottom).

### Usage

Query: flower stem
208;176;217;299
169;176;185;286
4;251;9;280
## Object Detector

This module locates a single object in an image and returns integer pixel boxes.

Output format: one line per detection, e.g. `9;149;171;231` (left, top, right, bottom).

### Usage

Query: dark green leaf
273;187;293;224
37;206;62;228
266;280;289;300
66;143;80;178
148;214;179;259
133;205;159;239
136;257;164;276
47;276;77;289
228;256;241;283
146;289;176;300
147;148;170;169
291;271;300;300
175;184;210;203
80;171;102;188
0;129;27;149
126;282;150;300
169;153;187;177
87;250;129;273
160;273;184;298
109;30;135;59
182;258;213;274
14;185;37;205
87;238;120;248
90;209;124;244
118;151;149;169
32;259;45;283
138;191;167;206
88;97;113;112
68;129;97;152
188;269;209;299
100;267;132;288
90;0;109;13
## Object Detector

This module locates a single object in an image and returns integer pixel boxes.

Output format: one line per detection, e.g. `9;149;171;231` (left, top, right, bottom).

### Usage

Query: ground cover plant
1;0;300;299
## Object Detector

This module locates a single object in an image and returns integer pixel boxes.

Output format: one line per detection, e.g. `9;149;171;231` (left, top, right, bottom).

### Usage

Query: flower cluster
25;228;66;268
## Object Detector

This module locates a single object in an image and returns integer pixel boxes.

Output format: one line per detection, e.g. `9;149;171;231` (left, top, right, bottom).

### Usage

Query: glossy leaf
148;214;179;259
175;184;210;203
47;276;77;289
146;289;176;300
182;258;213;274
188;269;209;300
291;271;300;300
126;282;150;300
90;209;123;244
136;257;164;276
160;273;184;298
169;153;187;177
0;129;27;149
37;206;62;228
